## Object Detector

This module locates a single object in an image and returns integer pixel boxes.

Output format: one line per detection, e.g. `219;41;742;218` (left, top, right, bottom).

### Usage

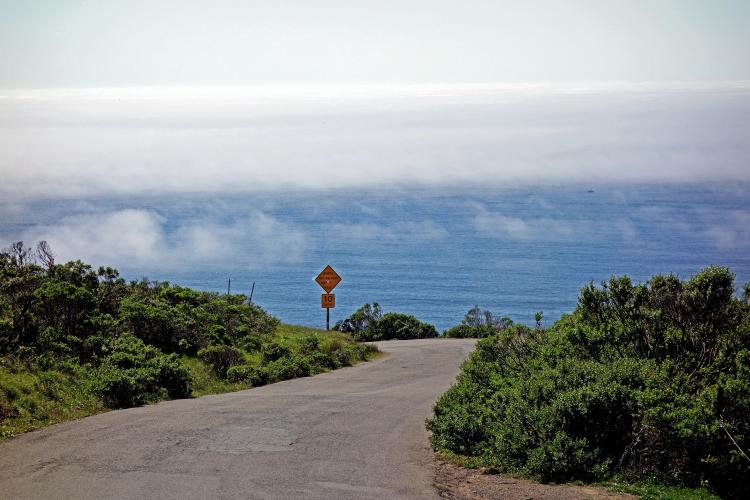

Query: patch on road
200;425;297;453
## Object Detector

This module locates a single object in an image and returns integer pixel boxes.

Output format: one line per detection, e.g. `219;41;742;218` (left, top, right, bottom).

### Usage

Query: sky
1;1;749;272
2;0;750;87
1;1;749;200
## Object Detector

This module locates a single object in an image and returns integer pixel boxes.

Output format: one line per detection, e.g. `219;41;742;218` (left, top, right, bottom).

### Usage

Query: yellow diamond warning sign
315;265;341;293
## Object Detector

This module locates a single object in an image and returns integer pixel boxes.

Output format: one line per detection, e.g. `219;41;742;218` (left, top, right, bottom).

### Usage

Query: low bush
92;335;190;408
427;267;750;499
334;303;437;341
197;345;243;379
266;355;311;382
443;306;514;338
376;313;438;340
261;341;291;362
226;364;268;387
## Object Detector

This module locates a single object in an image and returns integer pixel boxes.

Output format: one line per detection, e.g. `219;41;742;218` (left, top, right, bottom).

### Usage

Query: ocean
2;183;749;331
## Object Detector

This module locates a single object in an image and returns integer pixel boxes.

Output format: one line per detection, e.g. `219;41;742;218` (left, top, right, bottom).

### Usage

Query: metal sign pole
326;307;330;331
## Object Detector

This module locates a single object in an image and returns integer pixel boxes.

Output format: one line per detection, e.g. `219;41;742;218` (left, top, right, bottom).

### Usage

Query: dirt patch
434;459;637;500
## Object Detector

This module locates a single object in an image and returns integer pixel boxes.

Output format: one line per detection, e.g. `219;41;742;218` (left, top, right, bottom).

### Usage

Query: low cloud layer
18;209;307;271
1;83;749;202
472;200;750;251
3;190;747;274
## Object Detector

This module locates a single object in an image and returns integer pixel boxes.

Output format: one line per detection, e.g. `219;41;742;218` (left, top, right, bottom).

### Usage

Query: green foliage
197;345;243;379
93;335;191;408
1;358;103;439
602;478;721;500
443;306;514;338
261;341;291;362
266;355;311;382
226;364;268;387
427;267;750;498
334;303;437;341
376;313;438;340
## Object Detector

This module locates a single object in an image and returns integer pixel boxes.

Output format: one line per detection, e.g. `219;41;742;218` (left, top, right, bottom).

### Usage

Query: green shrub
197;345;243;379
427;267;750;498
375;313;438;340
299;335;320;354
150;354;191;399
261;341;290;363
92;335;191;407
226;364;268;387
443;306;513;338
335;303;437;341
304;351;336;370
266;355;311;382
92;367;150;408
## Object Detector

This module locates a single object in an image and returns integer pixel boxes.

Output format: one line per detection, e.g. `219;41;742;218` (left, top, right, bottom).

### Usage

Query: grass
0;358;104;439
1;323;377;441
599;480;721;500
182;356;248;397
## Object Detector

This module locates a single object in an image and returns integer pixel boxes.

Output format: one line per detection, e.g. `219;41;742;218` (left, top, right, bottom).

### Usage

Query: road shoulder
433;457;637;500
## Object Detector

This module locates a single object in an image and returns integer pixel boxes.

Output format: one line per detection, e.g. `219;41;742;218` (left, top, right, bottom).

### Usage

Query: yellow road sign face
315;265;341;293
321;293;335;308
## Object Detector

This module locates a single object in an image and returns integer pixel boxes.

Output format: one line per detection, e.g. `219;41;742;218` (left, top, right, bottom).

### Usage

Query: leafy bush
92;335;190;408
261;341;291;363
334;303;437;341
226;364;268;387
427;267;750;499
197;345;243;379
443;306;514;338
376;313;438;340
266;355;311;382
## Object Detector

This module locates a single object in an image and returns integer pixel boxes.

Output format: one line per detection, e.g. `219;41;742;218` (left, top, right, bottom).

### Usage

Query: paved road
0;339;475;500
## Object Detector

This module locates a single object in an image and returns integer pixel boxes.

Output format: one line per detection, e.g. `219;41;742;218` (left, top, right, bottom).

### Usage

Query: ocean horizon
2;181;748;331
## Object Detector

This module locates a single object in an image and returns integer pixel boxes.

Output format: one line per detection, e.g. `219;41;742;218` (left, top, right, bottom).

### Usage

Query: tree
36;241;55;269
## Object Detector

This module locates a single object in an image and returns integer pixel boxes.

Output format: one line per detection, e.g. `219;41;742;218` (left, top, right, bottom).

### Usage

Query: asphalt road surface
0;338;476;500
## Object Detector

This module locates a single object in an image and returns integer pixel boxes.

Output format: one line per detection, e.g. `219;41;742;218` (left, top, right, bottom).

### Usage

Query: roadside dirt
434;459;637;500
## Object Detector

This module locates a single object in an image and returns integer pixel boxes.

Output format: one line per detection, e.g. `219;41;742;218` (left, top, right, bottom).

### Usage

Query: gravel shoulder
434;459;637;500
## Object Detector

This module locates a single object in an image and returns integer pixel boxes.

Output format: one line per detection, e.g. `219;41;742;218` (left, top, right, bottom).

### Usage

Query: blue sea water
3;183;749;331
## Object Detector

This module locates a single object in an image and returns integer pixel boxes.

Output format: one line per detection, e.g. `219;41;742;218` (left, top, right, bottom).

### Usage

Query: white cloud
21;209;165;266
701;211;750;250
18;209;307;270
472;205;579;241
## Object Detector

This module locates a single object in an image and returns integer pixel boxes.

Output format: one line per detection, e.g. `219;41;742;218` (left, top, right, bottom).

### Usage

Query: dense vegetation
443;305;517;338
427;267;750;499
334;302;438;341
0;242;375;438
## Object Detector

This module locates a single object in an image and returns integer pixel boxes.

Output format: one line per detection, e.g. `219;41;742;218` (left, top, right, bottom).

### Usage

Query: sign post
315;265;341;330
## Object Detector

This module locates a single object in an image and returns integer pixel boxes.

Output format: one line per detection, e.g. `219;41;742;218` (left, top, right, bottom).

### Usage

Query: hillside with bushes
0;242;375;439
427;266;750;499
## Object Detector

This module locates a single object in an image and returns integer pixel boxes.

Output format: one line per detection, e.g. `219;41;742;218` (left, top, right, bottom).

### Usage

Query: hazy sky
1;2;749;202
2;0;750;87
1;83;749;202
1;2;748;301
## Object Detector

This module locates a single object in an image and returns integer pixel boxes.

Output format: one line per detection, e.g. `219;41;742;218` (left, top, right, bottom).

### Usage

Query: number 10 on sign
321;294;335;308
